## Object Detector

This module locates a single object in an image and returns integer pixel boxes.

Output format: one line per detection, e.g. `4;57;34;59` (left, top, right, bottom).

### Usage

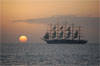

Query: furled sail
60;26;63;30
52;26;56;30
73;30;78;39
44;32;49;39
59;31;63;38
67;27;71;31
52;31;56;38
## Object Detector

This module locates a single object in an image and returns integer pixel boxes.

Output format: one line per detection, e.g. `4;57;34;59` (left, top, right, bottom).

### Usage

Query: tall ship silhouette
42;22;87;44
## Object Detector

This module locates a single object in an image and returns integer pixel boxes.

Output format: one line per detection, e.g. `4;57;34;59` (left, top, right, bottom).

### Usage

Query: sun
19;36;28;43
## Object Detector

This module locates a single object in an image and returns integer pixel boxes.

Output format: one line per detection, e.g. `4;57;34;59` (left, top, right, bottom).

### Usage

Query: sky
1;0;100;43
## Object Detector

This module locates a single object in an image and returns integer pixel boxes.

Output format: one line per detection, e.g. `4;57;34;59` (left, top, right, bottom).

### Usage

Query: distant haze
1;0;99;44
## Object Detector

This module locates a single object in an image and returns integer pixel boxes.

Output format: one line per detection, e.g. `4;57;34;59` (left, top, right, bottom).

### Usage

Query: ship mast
49;24;52;40
79;26;81;40
64;21;67;39
56;22;59;40
72;23;74;40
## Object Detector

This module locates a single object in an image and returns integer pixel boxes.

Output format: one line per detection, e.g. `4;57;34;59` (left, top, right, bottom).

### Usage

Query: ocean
0;43;99;66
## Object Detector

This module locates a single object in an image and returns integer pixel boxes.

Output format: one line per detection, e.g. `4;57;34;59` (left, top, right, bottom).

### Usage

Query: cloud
14;15;99;24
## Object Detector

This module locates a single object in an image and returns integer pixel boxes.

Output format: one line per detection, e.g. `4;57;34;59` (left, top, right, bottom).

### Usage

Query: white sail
44;32;49;39
59;31;63;39
73;30;78;39
52;31;56;38
66;31;71;39
65;27;71;39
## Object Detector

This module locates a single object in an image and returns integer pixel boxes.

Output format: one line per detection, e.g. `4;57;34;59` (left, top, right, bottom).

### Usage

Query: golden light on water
19;36;28;43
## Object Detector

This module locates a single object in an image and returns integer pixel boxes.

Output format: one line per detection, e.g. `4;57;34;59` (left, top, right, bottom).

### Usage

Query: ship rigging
42;22;87;44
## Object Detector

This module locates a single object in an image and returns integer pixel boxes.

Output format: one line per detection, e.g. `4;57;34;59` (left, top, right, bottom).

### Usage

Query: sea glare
0;43;99;66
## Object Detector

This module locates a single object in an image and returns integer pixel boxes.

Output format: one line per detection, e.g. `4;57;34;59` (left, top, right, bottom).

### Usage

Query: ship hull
45;40;87;44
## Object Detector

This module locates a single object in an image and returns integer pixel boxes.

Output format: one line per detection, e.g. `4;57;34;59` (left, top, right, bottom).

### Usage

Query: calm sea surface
0;43;99;66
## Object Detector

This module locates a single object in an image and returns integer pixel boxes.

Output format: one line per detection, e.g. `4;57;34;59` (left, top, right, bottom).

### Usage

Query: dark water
0;43;99;66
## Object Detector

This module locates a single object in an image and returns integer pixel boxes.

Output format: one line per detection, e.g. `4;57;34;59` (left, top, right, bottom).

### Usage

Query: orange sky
1;0;99;43
2;0;99;19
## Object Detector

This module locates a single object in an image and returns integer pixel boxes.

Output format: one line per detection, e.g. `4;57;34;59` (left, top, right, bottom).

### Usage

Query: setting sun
19;36;28;43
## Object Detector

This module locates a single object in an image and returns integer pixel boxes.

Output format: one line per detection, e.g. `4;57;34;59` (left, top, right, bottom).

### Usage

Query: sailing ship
41;22;87;44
